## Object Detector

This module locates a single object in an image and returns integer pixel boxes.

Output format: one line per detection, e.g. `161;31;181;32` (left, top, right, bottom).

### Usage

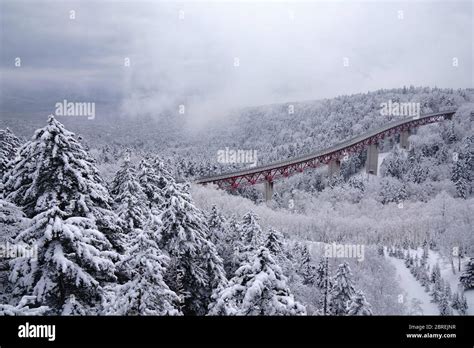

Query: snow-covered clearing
387;248;473;315
386;254;439;315
408;248;473;315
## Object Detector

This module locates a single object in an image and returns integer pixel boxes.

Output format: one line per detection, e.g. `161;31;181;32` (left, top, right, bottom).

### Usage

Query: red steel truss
195;110;456;190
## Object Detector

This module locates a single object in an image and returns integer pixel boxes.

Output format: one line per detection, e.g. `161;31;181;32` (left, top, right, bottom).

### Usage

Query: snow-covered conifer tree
315;257;332;315
450;291;459;309
299;245;316;285
207;205;227;258
379;177;407;204
421;244;429;266
138;156;167;210
0;199;28;242
0;295;49;316
264;228;284;256
0;128;21;177
234;211;264;266
3;115;123;247
460;257;474;289
418;268;430;288
458;293;468;315
3;116;119;314
431;277;445;303
451;291;468;315
223;215;242;277
0;199;29;303
240;211;263;247
329;262;356;315
347;290;373;315
376;244;384;256
152;156;175;191
102;225;181;316
9;206;118;314
110;154;149;231
159;182;226;315
452;157;469;199
438;284;453;315
380;147;407;179
431;263;441;283
451;136;473;199
209;247;306;316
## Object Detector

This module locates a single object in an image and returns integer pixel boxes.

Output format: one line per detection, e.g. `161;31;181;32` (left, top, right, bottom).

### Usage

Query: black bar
0;315;473;346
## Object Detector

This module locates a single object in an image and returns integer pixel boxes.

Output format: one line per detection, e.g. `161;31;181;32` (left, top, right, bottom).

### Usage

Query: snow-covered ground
389;248;474;315
386;254;439;315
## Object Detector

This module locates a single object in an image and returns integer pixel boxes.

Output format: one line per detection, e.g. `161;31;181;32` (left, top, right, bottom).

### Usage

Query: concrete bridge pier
366;143;379;175
264;181;274;202
400;130;410;149
328;159;341;177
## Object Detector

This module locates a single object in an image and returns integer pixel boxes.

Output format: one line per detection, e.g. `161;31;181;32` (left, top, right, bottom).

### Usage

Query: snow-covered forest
1;87;473;316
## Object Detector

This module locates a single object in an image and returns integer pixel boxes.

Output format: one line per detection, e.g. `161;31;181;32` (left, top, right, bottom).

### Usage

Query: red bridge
195;109;456;201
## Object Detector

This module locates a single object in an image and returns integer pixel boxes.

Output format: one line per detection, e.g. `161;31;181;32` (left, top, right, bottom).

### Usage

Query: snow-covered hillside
1;88;473;316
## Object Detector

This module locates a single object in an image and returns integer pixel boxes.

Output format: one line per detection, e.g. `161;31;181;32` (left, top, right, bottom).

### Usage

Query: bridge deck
196;109;456;185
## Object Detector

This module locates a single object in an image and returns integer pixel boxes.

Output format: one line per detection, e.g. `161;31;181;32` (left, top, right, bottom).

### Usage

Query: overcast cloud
0;0;472;122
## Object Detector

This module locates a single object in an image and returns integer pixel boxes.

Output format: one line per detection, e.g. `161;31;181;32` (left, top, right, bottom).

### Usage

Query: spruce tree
459;293;468;315
0;295;49;315
450;291;468;314
424;278;431;293
202;239;229;313
329;262;356;315
421;244;429;267
207;205;227;259
438;284;453;315
418;268;430;288
315;257;332;315
431;263;441;284
347;290;373;315
3;116;120;314
209;247;306;315
460;257;474;289
264;228;284;256
299;245;316;285
9;203;118;314
452;156;469;199
234;211;264;266
0;199;29;303
137;156;166;210
152;156;175;191
223;215;242;277
431;277;445;303
0;199;28;242
110;154;149;231
290;242;303;264
159;182;226;315
102;225;180;315
202;205;228;299
404;254;413;269
0;128;21;178
3;115;123;247
451;136;473;199
451;292;468;315
240;211;263;247
376;244;384;256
